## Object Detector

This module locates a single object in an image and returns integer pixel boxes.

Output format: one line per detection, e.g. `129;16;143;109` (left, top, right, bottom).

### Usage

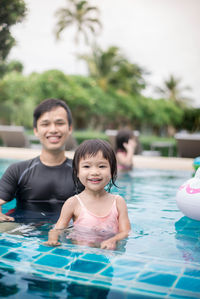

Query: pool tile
90;279;112;287
0;246;9;255
36;244;55;253
149;262;182;274
101;265;138;280
52;247;83;258
175;276;200;292
67;275;88;282
114;258;146;268
136;271;177;287
2;251;21;262
81;253;110;263
98;266;114;278
168;291;199;299
128;286;168;298
69;259;106;274
0;261;14;270
3;250;41;262
34;254;71;268
183;267;200;278
0;239;21;248
34;268;55;276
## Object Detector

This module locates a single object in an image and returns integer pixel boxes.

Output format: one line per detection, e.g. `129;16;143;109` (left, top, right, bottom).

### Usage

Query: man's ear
33;127;38;137
68;125;73;135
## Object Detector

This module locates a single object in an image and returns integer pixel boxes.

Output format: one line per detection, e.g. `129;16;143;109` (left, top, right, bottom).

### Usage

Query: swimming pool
0;159;200;298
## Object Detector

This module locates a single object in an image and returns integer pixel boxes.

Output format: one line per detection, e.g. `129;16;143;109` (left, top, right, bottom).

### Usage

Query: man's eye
56;122;65;125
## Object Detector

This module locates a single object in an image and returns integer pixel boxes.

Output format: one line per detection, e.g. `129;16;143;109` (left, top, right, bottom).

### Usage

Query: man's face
34;106;72;152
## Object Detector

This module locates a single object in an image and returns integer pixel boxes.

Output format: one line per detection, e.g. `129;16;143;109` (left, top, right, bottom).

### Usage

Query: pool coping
0;146;194;171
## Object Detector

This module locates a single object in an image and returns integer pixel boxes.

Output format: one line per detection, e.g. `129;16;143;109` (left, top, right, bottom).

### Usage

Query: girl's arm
101;196;131;250
117;139;137;167
44;196;76;246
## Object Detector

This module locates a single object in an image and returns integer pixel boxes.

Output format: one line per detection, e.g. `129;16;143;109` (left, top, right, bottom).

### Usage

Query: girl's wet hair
73;139;117;192
116;129;134;152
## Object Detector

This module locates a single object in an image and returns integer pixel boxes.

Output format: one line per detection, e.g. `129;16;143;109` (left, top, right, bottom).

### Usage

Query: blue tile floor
0;234;200;298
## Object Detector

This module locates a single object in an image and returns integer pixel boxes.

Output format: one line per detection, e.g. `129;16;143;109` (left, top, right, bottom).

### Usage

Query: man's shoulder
7;156;40;172
65;158;73;168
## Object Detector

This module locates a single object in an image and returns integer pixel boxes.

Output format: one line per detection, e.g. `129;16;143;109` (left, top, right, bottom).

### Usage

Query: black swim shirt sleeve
0;163;20;202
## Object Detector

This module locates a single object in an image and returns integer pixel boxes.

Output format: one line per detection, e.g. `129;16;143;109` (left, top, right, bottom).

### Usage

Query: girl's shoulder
63;195;79;208
114;194;127;207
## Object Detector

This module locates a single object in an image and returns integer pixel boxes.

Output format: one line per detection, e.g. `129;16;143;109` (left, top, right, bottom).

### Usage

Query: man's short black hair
33;98;72;128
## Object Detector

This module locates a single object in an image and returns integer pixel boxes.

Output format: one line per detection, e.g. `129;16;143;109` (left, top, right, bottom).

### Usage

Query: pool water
0;159;200;298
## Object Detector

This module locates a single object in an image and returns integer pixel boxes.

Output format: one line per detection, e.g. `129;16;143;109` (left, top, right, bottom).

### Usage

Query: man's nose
49;123;57;132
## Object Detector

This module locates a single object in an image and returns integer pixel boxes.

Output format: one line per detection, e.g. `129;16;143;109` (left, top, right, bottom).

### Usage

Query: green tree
54;0;101;44
0;72;35;127
0;0;26;76
155;74;192;107
180;107;200;132
80;45;147;93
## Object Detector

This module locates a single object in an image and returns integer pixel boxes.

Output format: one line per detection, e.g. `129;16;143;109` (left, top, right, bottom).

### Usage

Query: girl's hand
43;240;61;247
123;139;137;152
100;239;117;250
43;229;61;247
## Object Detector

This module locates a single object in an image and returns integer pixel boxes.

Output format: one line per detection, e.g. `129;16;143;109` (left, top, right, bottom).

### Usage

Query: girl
45;139;131;250
115;129;137;172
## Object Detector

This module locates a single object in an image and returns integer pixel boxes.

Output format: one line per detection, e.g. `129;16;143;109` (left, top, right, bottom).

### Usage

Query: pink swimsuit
67;195;119;245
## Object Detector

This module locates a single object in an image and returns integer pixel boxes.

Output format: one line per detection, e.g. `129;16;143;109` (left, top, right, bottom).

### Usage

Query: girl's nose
91;167;100;175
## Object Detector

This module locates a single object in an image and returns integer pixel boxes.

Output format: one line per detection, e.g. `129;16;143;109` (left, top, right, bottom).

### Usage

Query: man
0;98;82;224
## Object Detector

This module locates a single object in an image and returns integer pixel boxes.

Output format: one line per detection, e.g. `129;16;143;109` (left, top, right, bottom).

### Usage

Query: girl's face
78;151;111;192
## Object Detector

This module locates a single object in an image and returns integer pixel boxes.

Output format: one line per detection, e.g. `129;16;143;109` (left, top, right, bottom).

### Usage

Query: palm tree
79;45;146;93
54;0;101;45
156;74;192;107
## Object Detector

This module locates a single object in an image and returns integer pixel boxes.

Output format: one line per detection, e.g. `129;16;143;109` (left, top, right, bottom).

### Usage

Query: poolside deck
0;146;193;171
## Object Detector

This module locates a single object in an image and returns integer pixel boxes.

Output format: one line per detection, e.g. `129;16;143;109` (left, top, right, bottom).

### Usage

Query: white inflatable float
176;168;200;221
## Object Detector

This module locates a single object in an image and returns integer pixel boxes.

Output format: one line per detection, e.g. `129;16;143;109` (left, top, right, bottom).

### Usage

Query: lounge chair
175;132;200;158
0;125;30;148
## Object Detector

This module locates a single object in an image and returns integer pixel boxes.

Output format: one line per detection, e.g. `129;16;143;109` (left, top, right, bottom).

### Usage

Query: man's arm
0;162;21;222
0;199;14;222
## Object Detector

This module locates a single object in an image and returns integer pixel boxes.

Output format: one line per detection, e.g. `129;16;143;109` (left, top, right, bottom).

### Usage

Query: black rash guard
0;156;83;222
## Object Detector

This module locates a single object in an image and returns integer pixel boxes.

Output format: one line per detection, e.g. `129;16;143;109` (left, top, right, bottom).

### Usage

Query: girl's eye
99;165;106;168
83;165;89;168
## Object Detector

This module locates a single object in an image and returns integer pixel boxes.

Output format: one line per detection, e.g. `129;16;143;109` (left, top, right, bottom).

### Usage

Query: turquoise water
0;159;200;298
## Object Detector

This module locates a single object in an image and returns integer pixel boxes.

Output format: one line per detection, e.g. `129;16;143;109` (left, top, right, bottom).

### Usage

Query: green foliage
0;72;35;127
74;130;108;144
138;96;184;134
155;74;192;107
0;69;196;135
80;45;147;93
6;60;23;73
179;107;200;132
0;0;26;76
